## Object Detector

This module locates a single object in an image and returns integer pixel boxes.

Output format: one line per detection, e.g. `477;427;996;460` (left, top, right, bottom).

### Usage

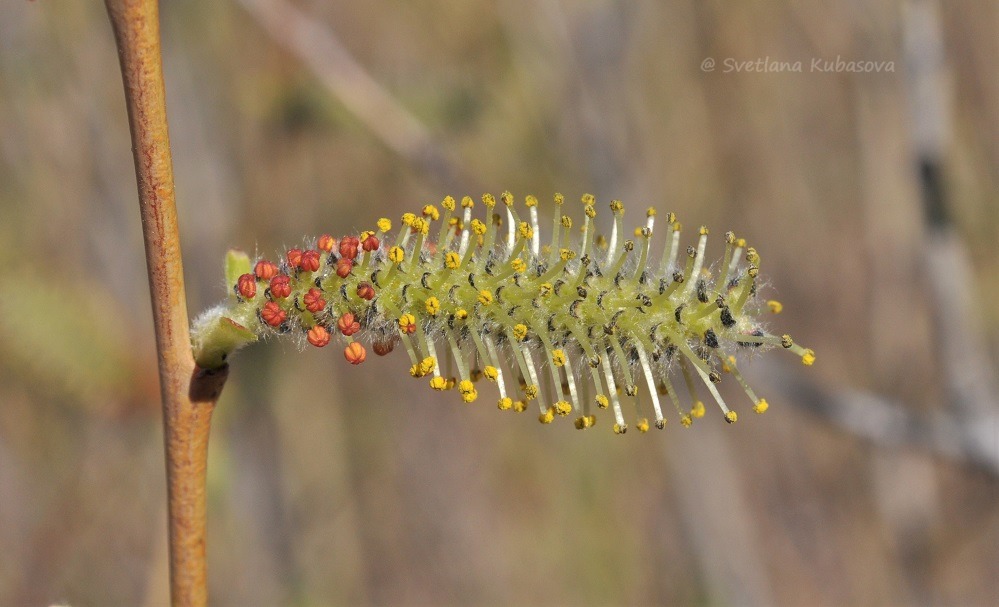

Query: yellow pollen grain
584;206;596;218
518;222;533;240
398;313;416;331
767;300;783;314
512;324;528;341
483;366;498;381
445;251;462;269
551;349;566;367
560;215;572;228
420;357;436;375
471;219;487;236
498;397;513;410
429;376;448;390
538;283;553;298
461;196;474;208
441;196;456;211
539;407;555;424
553;193;565;205
455;308;468;320
802;349;816;366
477;290;493;305
610;200;624;214
513;400;528;413
725;411;738;423
482;193;497;208
523;384;539;400
425;297;441;316
680;415;693;427
559;248;575;261
422;205;440;221
647;207;657;217
401;212;416;226
753;399;769;414
388;246;405;263
581;193;595;206
510;258;526;273
554;401;572;416
613;423;627;435
691;401;705;418
377;217;392;232
525;195;538;207
595;394;609;409
411;217;429;235
637;418;650;433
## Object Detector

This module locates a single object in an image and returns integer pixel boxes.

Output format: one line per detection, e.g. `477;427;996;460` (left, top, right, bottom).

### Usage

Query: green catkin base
191;193;814;432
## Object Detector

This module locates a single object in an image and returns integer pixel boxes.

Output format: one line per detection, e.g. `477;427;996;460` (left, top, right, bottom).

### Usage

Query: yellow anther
673;221;682;232
512;324;528;341
581;193;595;206
525;195;538;207
523;384;539;400
461;195;474;208
470;219;487;236
559;248;575;261
748;266;759;278
553;193;565;205
746;247;759;265
725;231;736;244
781;334;794;348
429;376;448;391
458;379;475;394
377;217;392;232
410;363;423;378
574;416;592;429
510;258;527;273
613;423;627;435
767;300;783;314
680;415;693;427
664;211;676;224
699;225;709;236
691;401;705;418
441;196;456;211
401;212;416;226
636;418;650;433
411;217;430;235
551;349;566;367
425;296;441;316
725;411;738;423
554;401;572;416
595;394;609;409
538;283;553;298
483;366;499;381
634;227;643;237
455;308;468;320
512;400;528;412
518;222;533;240
483;193;497;208
502;191;515;206
595;235;608;250
753;399;769;414
802;349;816;366
609;200;624;214
445;251;462;269
360;230;374;241
497;397;513;410
398;313;417;332
422;205;440;221
419;357;436;376
477;290;493;306
539;407;555;424
646;207;657;217
584;205;597;218
560;215;572;229
388;246;405;263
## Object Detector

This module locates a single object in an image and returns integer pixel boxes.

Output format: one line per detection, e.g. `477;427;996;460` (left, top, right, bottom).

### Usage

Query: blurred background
1;1;997;605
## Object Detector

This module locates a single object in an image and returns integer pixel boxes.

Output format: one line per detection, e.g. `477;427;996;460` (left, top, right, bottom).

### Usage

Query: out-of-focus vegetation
1;1;996;605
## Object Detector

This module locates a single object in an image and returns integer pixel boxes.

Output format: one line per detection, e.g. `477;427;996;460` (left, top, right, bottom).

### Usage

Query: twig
104;1;227;605
759;362;999;476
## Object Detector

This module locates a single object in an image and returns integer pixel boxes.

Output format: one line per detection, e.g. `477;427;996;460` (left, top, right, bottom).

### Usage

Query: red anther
286;248;303;269
254;260;279;281
362;234;380;252
261;301;286;327
307;325;331;348
303;288;326;313
236;273;257;299
270;274;292;299
336;257;353;278
356;282;376;301
372;337;396;356
337;312;360;336
317;234;336;253
301;249;321;272
344;341;367;365
339;236;360;261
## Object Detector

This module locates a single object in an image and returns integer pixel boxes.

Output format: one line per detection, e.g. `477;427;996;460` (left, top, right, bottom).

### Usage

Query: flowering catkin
192;193;814;433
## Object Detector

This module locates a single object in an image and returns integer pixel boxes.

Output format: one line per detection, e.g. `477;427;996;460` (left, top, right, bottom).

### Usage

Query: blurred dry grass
1;1;997;605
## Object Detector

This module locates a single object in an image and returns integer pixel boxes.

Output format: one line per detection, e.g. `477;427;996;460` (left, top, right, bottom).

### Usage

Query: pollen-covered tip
344;342;366;365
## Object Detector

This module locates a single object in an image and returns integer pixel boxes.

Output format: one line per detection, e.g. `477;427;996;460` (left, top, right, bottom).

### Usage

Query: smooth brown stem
104;1;225;605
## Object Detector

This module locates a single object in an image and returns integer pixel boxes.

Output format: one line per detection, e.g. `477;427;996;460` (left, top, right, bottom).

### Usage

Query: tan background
0;1;996;605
